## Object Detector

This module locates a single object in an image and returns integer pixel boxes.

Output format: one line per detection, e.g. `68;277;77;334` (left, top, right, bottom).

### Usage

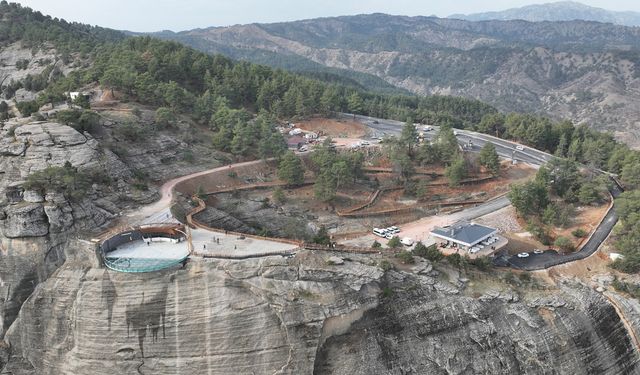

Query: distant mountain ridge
450;1;640;27
149;14;640;148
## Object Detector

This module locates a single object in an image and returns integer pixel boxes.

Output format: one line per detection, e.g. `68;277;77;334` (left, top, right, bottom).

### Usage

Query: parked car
533;249;544;254
470;247;480;254
517;252;530;258
388;226;400;233
373;228;387;238
422;126;433;131
385;233;394;240
299;145;308;152
401;237;414;247
360;140;370;146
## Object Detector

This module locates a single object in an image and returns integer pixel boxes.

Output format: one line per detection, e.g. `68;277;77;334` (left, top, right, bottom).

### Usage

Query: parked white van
401;237;414;247
373;228;387;237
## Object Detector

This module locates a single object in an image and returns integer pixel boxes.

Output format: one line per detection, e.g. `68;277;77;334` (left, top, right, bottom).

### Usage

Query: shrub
503;272;518;285
413;242;444;262
446;253;467;269
379;260;393;271
16;58;29;70
155;107;176;128
526;220;552;245
611;255;640;274
312;225;331;246
16;100;39;117
518;272;532;283
182;150;194;163
114;122;144;141
387;236;401;248
73;94;90;109
396;251;415;264
611;277;640;299
196;185;206;199
272;187;285;204
572;228;588;238
23;161;91;201
554;236;575;253
382;287;394;298
468;256;493;271
372;240;382;249
54;110;101;134
260;197;271;209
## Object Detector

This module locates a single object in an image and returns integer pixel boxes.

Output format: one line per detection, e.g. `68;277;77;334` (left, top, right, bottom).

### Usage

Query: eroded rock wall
3;252;382;374
2;250;639;374
315;271;640;374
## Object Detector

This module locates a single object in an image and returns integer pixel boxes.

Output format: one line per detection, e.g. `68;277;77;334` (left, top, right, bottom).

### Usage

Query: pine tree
400;118;418;154
479;142;500;175
277;152;305;186
567;138;582;161
445;156;467;187
347;92;363;115
555;133;568;158
314;170;336;201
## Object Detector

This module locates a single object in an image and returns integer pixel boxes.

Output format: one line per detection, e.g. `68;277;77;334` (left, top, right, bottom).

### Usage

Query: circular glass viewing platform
100;224;190;273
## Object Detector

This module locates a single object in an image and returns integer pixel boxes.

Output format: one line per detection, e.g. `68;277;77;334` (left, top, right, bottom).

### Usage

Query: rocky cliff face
0;121;135;340
0;117;219;342
1;246;638;374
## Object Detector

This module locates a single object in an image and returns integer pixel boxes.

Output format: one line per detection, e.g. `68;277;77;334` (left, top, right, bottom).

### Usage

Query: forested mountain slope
450;1;640;27
152;14;640;148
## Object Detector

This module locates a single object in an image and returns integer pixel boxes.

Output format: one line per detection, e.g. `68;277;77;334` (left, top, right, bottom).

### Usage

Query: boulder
1;203;49;238
22;190;44;203
44;204;74;234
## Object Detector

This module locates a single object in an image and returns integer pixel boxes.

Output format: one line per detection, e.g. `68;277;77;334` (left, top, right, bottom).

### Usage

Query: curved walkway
119;114;623;268
126;159;269;224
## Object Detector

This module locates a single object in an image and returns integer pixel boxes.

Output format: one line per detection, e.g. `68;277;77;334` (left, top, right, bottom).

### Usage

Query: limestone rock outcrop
2;248;639;374
1;204;48;238
0;121;149;340
0;115;224;344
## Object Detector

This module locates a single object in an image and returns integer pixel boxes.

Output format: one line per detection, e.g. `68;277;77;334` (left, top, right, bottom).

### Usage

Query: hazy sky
14;0;640;32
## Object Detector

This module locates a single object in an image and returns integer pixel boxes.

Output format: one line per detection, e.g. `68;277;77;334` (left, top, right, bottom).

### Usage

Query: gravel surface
474;206;523;233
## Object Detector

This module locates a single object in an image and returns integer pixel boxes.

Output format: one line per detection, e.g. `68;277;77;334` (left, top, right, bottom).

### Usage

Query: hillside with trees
152;13;640;148
2;2;640;273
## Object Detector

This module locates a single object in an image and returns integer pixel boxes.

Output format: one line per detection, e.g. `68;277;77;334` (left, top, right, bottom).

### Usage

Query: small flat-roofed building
430;222;502;254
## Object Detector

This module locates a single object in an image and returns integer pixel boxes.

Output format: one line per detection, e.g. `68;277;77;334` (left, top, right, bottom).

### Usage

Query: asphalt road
504;179;623;271
345;113;623;271
345;113;549;166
